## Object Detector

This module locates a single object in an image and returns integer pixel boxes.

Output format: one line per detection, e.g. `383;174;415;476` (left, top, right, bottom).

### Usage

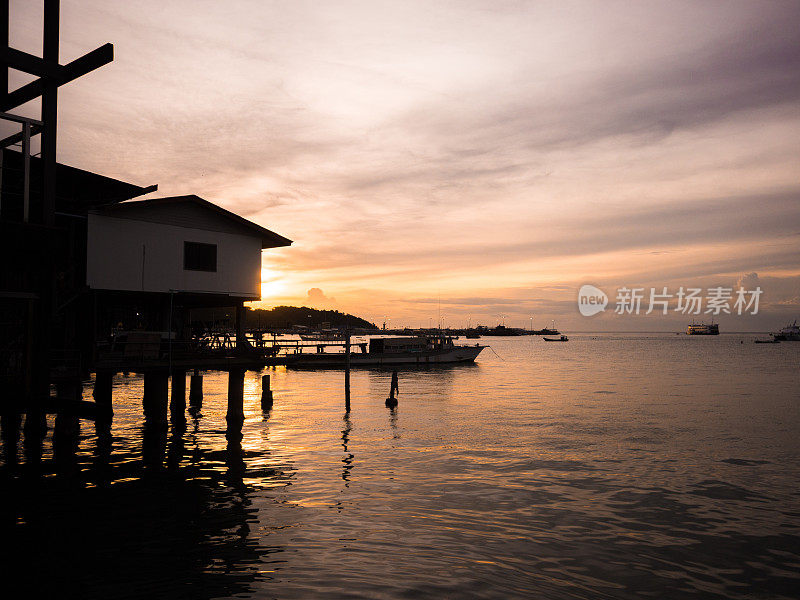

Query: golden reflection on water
1;335;799;599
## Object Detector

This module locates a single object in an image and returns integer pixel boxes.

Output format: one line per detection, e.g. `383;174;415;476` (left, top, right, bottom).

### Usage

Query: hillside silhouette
243;306;378;330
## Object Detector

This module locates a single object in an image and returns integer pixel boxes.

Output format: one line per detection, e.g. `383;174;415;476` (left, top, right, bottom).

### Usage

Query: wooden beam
0;111;44;126
21;119;29;221
0;112;44;148
0;124;42;148
43;0;59;62
1;43;113;111
41;0;59;226
1;0;8;95
1;46;63;78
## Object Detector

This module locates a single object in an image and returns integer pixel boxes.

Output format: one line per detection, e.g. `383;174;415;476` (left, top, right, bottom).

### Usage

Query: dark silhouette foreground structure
1;2;290;437
2;0;126;418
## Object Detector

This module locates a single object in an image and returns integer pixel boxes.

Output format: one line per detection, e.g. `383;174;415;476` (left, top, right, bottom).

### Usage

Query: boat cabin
368;335;456;354
369;337;427;353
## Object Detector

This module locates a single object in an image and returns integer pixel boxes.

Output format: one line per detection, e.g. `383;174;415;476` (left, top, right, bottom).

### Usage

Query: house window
184;241;217;272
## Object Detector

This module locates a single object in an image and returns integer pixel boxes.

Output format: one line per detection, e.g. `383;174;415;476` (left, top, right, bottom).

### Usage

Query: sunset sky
6;1;800;330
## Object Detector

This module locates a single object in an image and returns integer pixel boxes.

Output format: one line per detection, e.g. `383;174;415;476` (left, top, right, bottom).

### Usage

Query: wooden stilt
170;369;186;423
226;369;245;442
344;329;351;412
189;369;203;410
143;371;168;426
93;370;113;422
261;374;273;411
386;370;399;407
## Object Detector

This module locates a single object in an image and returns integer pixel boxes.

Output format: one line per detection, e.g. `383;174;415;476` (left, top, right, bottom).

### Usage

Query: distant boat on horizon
772;320;800;341
543;335;569;342
526;320;560;336
530;327;560;335
687;321;719;335
480;325;525;337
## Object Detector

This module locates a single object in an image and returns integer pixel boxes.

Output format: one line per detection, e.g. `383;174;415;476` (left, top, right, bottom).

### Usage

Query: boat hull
686;324;719;335
284;345;485;368
773;331;800;341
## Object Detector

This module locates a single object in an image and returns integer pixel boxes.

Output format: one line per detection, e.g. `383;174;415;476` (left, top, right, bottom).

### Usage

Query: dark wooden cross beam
0;42;111;146
1;43;114;112
2;0;113;224
0;122;42;149
1;1;7;99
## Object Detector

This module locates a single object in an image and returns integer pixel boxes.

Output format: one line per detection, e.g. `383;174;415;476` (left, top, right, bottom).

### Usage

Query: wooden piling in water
94;370;114;422
143;372;169;426
226;369;245;442
189;369;203;410
261;374;273;410
53;383;83;467
386;370;399;407
345;330;351;411
170;369;186;423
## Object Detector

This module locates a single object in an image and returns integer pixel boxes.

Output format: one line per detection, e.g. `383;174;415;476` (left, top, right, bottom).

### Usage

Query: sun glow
260;268;287;299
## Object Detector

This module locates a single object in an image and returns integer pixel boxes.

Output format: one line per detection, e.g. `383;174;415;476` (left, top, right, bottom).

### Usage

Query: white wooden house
87;195;291;301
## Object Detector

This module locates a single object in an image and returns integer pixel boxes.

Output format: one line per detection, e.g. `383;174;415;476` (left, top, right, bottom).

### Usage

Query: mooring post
344;329;351;411
170;369;186;423
261;373;273;411
93;370;114;422
226;369;245;442
386;370;399;407
189;368;203;410
143;371;169;426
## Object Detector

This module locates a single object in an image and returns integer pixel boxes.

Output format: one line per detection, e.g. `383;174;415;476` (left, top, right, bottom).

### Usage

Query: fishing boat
686;321;719;335
299;330;344;341
543;335;569;342
481;325;524;337
772;320;800;341
530;320;560;335
532;327;560;335
284;335;485;367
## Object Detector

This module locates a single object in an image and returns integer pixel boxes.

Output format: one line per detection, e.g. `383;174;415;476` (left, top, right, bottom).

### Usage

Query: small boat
754;339;780;344
543;335;569;342
772;320;800;341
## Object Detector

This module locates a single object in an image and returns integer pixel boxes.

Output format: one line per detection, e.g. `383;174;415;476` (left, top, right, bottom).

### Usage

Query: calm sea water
2;334;799;599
